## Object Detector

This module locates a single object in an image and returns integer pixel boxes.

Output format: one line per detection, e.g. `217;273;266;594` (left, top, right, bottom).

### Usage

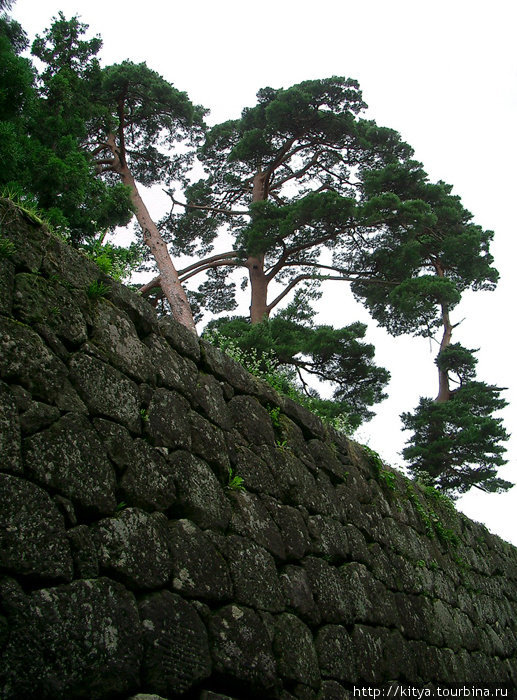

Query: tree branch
164;190;248;217
178;251;241;276
179;258;242;283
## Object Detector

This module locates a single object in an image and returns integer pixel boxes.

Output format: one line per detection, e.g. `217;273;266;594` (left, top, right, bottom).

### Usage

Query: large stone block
169;451;231;531
139;590;212;696
1;577;142;699
119;438;176;512
145;388;191;450
228;490;286;559
0;316;67;401
89;300;154;382
227;395;275;445
168;519;232;601
69;352;141;433
144;333;198;397
217;535;285;612
0;473;73;581
93;508;172;590
13;273;88;346
273;613;320;688
23;413;117;516
208;605;278;694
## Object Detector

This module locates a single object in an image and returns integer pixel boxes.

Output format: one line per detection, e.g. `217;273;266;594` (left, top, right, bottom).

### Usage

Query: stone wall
0;198;516;699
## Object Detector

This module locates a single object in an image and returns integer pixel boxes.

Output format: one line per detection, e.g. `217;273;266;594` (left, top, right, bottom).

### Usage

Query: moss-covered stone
23;413;117;516
227;395;276;445
90;299;155;382
168;519;232;601
0;257;15;316
273;613;320;688
93;509;172;590
145;387;191;449
217;535;285;613
228;490;286;559
69;352;141;433
119;438;176;512
139;590;212;696
0;316;67;401
144;333;198;397
169;451;231;531
13;273;88;346
315;624;357;683
0;473;73;581
208;604;278;694
1;577;142;699
0;381;21;474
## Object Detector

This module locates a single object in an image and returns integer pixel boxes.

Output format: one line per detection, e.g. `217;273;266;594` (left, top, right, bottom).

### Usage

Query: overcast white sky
11;0;517;545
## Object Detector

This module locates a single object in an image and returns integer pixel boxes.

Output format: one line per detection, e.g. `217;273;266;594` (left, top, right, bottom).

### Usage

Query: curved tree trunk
120;167;197;333
100;132;197;333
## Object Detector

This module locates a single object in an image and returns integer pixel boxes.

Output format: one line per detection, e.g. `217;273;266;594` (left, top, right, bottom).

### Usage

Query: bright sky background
11;0;517;545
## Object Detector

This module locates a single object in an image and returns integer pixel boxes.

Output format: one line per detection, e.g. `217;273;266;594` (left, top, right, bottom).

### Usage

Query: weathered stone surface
262;497;311;560
144;333;198;397
92;418;136;473
228;490;286;559
0;473;73;581
1;577;142;699
119;439;176;512
208;604;278;694
265;446;335;515
0;198;47;271
280;565;321;626
190;411;230;474
227;440;279;496
17;398;60;436
139;590;211;696
228;395;276;445
307;439;349;482
23;413;117;516
218;535;285;612
199;339;255;392
315;625;357;683
307;515;349;563
67;525;99;579
160;316;201;362
0;256;15;316
352;625;391;683
93;509;172;590
302;557;352;624
107;279;158;337
273;613;320;688
339;562;397;627
169;451;231;531
54;377;89;414
0;316;67;401
317;680;350;700
14;273;88;346
145;388;191;450
280;396;327;440
90;299;154;382
168;519;232;601
0;382;21;473
40;234;104;289
69;352;141;432
195;373;231;429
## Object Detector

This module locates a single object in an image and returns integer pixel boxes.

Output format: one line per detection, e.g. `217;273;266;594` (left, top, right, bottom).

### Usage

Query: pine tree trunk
248;170;269;324
118;167;197;333
435;269;453;403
